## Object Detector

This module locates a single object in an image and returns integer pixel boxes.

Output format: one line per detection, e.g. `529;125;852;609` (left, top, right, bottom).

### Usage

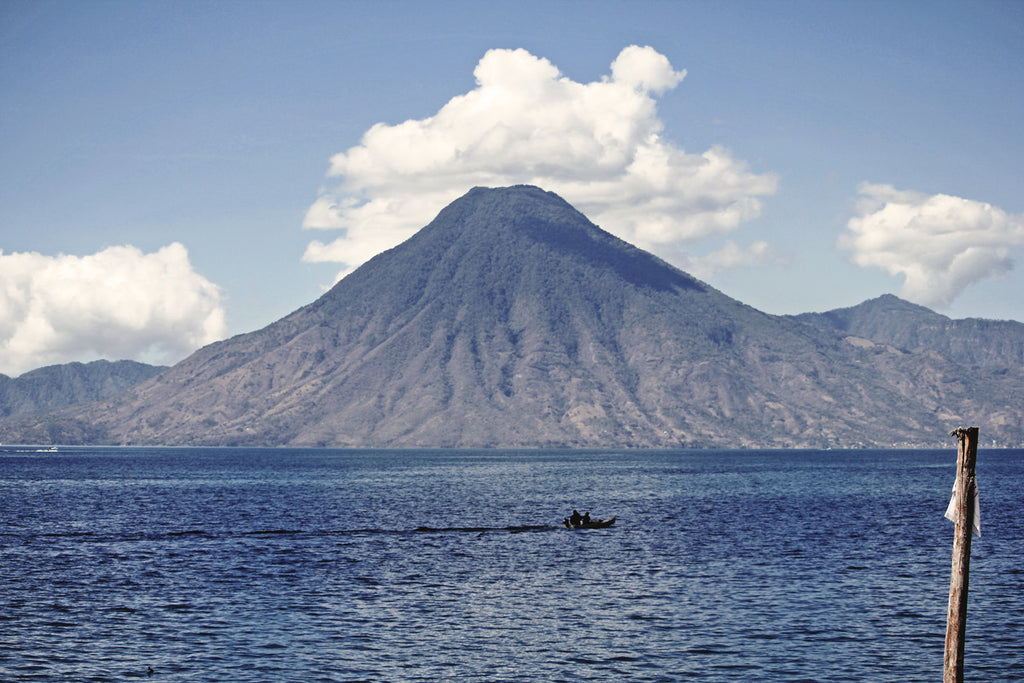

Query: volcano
11;186;1023;447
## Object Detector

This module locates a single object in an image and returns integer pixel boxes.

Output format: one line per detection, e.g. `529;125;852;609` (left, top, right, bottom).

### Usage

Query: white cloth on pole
944;477;981;537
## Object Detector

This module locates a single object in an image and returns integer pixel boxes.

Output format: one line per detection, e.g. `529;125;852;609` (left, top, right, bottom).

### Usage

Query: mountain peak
325;185;705;318
417;185;586;241
863;294;948;318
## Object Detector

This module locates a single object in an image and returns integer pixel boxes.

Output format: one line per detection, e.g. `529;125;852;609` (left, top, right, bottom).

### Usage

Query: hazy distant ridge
0;360;164;421
791;294;1024;368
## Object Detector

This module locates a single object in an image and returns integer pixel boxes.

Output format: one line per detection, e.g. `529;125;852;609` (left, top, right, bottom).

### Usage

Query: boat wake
413;524;557;534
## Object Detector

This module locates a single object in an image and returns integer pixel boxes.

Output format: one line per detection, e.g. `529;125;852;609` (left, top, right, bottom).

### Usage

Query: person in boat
564;510;614;528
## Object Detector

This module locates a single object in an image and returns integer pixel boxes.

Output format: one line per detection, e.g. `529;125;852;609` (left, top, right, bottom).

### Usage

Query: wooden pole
944;426;979;683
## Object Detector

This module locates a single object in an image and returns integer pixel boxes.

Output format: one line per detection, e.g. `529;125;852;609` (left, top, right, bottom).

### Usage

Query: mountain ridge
2;186;1021;447
791;294;1024;368
0;360;165;422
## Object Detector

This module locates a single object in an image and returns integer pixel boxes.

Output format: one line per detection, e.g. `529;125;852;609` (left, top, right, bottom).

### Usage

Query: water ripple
2;447;1022;681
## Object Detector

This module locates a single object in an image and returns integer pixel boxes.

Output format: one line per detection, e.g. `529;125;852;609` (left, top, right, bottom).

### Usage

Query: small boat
563;516;615;529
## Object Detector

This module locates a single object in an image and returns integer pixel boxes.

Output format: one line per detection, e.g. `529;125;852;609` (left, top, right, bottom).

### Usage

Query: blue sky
2;0;1022;375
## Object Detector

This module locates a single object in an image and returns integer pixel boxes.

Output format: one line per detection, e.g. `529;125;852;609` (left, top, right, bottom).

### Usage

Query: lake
1;447;1021;681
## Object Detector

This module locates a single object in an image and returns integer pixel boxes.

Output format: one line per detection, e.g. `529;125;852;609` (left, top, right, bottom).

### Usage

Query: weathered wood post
944;426;979;683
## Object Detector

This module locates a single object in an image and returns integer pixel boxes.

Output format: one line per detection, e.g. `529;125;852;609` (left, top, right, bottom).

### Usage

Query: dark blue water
1;447;1021;682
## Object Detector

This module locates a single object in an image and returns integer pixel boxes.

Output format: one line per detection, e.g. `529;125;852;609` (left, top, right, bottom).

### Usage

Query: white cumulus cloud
688;240;786;279
303;46;778;279
0;243;227;376
840;183;1024;308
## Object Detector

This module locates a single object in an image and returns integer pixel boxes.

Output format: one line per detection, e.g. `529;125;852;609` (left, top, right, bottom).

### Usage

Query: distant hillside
2;186;1021;448
791;294;1024;368
0;360;165;421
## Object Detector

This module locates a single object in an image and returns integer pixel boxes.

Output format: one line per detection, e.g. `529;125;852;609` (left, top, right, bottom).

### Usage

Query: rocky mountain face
0;360;164;421
791;294;1024;368
2;186;1022;448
